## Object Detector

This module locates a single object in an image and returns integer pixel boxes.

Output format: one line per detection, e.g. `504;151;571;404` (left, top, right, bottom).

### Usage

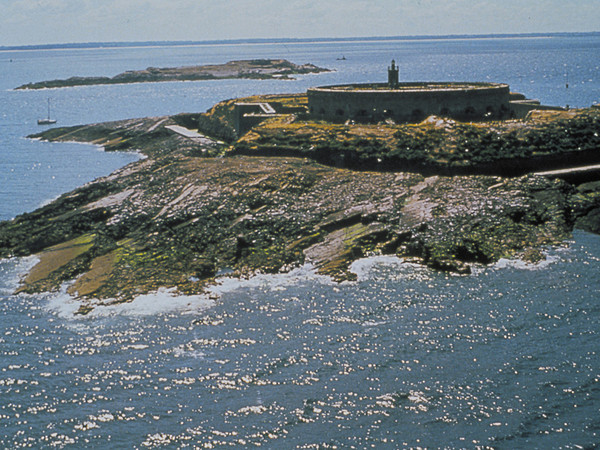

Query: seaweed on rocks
2;104;598;313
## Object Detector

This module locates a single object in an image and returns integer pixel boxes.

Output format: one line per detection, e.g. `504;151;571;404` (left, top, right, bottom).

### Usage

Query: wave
206;263;335;296
0;255;40;295
44;286;215;319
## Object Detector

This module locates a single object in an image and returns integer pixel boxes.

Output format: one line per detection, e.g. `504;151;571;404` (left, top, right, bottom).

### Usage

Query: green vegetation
224;97;600;175
5;96;599;311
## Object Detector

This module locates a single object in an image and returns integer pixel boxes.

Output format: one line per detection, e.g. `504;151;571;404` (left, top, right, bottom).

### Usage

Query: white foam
350;255;406;280
237;405;267;415
123;344;149;350
348;251;560;277
362;320;388;328
38;194;63;209
172;348;206;360
493;254;559;271
209;257;433;295
44;286;215;319
0;256;40;295
44;291;81;318
42;265;330;318
349;255;433;282
207;263;334;296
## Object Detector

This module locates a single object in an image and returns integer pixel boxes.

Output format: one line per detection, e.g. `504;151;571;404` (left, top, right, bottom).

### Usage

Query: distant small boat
337;55;346;60
38;98;56;125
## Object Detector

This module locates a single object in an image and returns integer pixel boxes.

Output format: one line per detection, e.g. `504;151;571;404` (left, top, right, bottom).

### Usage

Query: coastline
2;105;599;313
3;32;599;53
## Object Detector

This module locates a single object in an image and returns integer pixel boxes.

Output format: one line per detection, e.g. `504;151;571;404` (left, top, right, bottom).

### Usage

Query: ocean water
1;35;600;448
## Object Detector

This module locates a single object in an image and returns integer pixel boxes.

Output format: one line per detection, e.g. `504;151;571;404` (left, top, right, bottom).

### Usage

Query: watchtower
388;60;399;88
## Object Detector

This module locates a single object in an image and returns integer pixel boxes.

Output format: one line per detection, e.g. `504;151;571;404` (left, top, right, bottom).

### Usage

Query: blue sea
1;35;600;448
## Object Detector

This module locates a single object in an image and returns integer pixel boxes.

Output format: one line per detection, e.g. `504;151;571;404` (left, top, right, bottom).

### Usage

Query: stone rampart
308;82;513;123
234;102;277;135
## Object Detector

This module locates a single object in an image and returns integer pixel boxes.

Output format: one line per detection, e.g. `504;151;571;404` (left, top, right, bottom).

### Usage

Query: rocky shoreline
15;59;330;90
1;103;599;314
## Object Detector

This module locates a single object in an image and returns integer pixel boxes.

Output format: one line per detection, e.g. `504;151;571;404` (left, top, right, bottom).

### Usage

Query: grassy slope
195;94;600;176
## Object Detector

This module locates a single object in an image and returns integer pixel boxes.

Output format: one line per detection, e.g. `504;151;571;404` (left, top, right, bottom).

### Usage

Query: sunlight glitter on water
1;235;599;447
2;35;600;448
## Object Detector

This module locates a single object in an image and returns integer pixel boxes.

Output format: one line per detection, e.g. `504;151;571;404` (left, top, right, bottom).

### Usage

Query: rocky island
1;91;600;314
15;59;330;90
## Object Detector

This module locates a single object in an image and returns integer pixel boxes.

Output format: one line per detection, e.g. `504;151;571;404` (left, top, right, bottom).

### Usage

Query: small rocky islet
2;90;600;314
14;59;330;90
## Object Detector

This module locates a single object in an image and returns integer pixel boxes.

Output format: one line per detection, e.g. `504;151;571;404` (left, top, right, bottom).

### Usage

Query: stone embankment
234;105;600;177
0;104;599;313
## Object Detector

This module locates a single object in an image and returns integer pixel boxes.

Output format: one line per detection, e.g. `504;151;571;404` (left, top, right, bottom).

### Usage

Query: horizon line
2;31;599;52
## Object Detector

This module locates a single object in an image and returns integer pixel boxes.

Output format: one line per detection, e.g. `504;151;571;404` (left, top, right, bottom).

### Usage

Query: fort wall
234;102;278;135
232;62;566;133
307;82;513;122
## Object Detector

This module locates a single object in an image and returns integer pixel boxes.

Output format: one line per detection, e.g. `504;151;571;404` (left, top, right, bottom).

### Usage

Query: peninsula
4;58;600;313
15;59;330;90
1;89;599;314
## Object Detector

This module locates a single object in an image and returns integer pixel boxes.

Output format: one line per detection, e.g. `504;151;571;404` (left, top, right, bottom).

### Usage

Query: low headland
15;59;330;90
1;92;600;314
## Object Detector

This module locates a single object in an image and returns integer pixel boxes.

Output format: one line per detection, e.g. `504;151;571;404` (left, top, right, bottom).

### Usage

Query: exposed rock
0;105;595;313
572;181;600;234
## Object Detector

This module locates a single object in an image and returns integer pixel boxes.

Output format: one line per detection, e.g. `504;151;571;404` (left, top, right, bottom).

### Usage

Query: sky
0;0;598;47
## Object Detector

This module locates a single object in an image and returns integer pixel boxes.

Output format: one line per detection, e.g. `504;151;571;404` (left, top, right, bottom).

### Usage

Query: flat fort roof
310;82;509;93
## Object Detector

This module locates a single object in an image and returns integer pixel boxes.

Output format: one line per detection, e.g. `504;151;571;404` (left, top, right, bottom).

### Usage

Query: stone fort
234;61;562;134
307;60;559;123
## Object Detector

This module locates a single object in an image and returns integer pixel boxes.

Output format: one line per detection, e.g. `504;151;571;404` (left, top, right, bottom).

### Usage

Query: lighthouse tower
388;60;399;88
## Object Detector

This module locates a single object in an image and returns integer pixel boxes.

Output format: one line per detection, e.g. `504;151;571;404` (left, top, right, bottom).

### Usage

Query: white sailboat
38;98;57;125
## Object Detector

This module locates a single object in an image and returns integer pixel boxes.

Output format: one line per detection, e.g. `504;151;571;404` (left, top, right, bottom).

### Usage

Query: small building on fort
307;60;560;123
